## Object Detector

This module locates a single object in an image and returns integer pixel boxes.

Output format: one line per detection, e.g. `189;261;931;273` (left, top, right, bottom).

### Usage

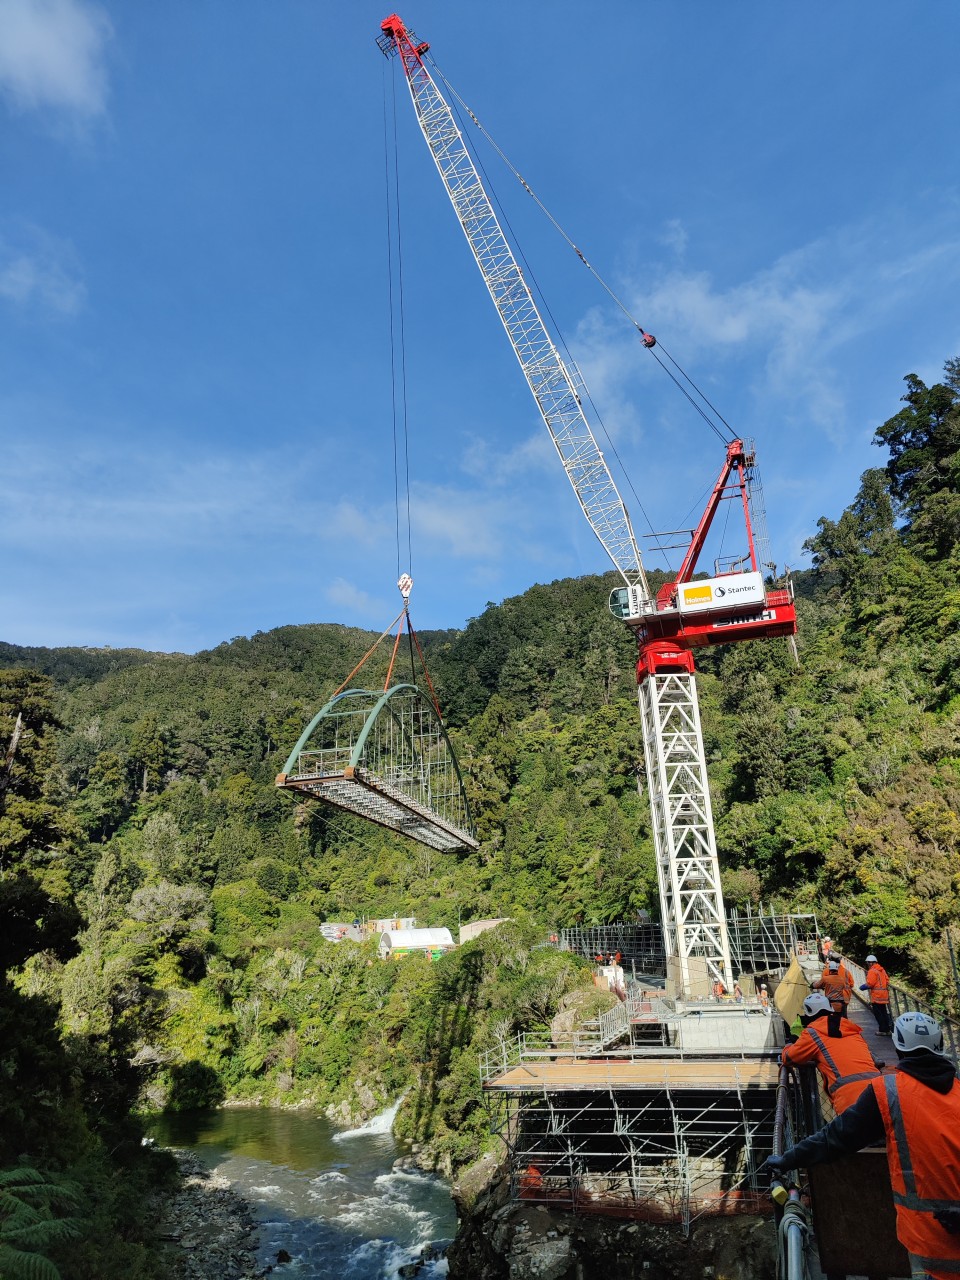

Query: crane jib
380;14;650;603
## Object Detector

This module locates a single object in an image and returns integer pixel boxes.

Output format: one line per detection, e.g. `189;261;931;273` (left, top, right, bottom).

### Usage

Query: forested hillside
2;359;959;1276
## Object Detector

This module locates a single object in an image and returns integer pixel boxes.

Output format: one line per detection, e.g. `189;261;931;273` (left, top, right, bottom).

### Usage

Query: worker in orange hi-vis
813;957;854;1017
860;953;893;1036
762;1012;960;1280
781;993;884;1114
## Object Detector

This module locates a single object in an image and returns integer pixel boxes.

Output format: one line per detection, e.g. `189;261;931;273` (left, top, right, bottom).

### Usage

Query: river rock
447;1164;778;1280
158;1151;265;1280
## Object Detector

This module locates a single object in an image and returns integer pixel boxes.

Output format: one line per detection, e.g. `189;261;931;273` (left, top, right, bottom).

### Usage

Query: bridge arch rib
276;685;478;853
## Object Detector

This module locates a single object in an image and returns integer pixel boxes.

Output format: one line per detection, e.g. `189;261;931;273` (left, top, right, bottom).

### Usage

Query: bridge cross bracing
276;685;478;853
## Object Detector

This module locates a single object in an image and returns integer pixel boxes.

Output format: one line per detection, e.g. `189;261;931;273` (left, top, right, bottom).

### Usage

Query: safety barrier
839;953;960;1069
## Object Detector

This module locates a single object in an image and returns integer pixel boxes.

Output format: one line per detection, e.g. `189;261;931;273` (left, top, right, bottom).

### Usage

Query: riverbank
149;1106;457;1278
158;1151;264;1280
448;1160;777;1280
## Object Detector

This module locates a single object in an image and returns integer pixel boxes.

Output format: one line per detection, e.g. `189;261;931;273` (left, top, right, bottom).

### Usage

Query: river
149;1104;457;1279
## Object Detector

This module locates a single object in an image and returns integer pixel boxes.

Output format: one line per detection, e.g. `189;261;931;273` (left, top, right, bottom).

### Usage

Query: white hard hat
828;959;839;970
865;954;878;963
803;992;832;1018
893;1011;947;1057
761;983;768;989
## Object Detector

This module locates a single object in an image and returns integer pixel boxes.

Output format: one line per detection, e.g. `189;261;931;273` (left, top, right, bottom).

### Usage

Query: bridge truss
276;684;478;853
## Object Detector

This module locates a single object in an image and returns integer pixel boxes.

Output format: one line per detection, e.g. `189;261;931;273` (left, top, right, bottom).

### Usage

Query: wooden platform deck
485;1058;779;1093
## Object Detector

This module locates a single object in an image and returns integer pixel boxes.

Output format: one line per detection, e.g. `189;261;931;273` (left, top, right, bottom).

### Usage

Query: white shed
378;928;455;961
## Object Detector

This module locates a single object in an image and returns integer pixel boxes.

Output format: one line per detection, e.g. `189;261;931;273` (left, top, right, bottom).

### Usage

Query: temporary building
366;916;416;936
378;928;455;961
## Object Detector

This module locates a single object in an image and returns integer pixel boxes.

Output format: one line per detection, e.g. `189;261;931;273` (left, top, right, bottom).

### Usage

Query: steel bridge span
276;684;478;853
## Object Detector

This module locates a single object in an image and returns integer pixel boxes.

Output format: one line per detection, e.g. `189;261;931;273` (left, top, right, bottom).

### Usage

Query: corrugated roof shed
380;928;454;951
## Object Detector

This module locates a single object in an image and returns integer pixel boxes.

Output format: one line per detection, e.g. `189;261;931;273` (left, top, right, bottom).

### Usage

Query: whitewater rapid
151;1104;455;1279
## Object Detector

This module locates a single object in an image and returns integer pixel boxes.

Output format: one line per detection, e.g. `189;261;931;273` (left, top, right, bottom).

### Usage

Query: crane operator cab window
609;585;647;623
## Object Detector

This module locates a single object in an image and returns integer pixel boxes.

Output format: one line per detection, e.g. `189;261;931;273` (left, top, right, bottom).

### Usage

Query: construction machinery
377;15;796;1000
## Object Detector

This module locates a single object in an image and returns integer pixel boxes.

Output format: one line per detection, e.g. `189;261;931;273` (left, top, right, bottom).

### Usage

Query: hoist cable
383;64;414;578
383;70;402;577
430;57;737;447
718;486;733;570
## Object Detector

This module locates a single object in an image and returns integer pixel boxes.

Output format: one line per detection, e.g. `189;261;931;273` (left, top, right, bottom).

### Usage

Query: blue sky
2;0;959;652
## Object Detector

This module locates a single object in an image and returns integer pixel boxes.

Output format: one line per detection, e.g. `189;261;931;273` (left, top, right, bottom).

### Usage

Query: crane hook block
641;332;657;348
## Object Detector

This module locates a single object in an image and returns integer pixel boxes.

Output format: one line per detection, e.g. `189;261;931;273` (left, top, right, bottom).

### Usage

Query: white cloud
460;428;555;484
657;218;688;260
412;483;505;560
566;211;960;445
324;578;384;620
0;226;85;314
0;0;111;119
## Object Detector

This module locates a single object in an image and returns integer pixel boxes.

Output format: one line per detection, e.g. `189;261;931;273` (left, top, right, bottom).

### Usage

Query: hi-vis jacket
781;1015;881;1113
815;964;854;1010
866;962;891;1005
871;1072;960;1280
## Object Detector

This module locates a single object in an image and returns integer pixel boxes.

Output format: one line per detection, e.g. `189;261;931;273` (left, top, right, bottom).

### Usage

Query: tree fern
0;1166;83;1280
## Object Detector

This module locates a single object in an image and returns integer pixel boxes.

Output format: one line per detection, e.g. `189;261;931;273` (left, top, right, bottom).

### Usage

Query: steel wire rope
429;58;736;449
383;64;414;580
716;484;734;573
440;74;675;574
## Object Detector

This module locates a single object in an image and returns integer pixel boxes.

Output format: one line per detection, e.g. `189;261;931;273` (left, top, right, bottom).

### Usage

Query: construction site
275;16;960;1280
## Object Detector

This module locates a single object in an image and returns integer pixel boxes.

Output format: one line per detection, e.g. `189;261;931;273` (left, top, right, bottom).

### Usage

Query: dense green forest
2;359;959;1276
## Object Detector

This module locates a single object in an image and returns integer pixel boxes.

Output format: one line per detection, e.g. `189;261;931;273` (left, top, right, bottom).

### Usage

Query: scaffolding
558;910;819;980
488;1073;777;1232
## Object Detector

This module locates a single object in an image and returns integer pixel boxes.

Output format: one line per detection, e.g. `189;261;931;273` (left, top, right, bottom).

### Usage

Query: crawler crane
378;16;797;998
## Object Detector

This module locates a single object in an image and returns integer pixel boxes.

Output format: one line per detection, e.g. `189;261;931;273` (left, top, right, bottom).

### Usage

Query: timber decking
485;1058;779;1092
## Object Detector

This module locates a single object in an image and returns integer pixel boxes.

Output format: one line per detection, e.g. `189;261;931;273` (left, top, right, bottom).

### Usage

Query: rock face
158;1151;264;1280
447;1164;777;1280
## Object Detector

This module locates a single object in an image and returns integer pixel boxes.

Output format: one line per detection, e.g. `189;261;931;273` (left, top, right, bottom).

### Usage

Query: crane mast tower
378;16;797;997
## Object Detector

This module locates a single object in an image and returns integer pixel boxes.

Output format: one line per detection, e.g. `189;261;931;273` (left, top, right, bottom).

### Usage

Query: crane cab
609;583;649;624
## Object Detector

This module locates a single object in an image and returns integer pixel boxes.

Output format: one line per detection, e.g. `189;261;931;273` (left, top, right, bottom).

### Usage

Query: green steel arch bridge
276;684;478;854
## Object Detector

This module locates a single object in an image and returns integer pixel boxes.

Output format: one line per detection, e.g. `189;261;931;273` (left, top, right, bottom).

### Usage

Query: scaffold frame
487;1078;777;1232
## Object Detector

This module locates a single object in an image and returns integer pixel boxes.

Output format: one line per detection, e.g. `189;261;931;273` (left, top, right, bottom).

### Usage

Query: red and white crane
378;15;797;995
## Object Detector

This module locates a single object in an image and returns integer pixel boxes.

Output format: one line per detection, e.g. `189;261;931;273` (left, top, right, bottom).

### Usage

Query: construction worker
861;954;892;1035
819;935;833;962
759;984;770;1011
519;1164;544;1195
813;957;854;1016
781;993;883;1114
712;978;727;1001
761;1011;960;1280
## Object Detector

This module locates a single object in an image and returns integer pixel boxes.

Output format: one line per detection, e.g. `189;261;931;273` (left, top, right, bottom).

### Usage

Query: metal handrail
769;1063;815;1280
839;953;960;1069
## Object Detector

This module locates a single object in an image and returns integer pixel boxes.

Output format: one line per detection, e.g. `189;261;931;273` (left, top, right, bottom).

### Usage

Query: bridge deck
485;1058;779;1093
846;991;890;1060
